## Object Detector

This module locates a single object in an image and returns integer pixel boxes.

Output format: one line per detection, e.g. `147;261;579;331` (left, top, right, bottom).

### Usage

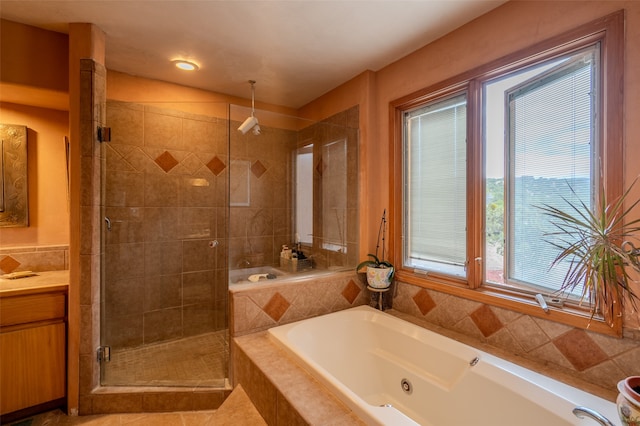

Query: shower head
238;80;260;135
238;115;259;134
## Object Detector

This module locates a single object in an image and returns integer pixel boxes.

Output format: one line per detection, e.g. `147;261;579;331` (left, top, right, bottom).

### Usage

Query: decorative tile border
0;245;69;273
229;273;640;397
393;280;640;392
230;271;368;337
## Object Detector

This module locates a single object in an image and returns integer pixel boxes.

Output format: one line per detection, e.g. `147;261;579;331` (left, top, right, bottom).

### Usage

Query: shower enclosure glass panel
101;101;229;387
321;139;348;252
228;105;358;278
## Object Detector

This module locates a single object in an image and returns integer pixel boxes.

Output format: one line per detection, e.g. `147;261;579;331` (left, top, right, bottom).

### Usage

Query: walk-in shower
100;101;229;387
99;100;358;387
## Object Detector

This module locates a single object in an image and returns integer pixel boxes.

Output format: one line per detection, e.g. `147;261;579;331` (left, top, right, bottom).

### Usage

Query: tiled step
212;384;267;425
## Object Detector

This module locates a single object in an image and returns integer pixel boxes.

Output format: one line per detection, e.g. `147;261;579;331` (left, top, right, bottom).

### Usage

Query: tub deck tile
234;332;365;425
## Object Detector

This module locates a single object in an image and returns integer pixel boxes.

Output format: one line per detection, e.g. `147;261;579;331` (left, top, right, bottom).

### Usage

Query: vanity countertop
0;270;69;296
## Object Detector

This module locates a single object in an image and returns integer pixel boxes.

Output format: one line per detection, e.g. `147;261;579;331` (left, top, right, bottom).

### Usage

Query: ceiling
0;0;506;109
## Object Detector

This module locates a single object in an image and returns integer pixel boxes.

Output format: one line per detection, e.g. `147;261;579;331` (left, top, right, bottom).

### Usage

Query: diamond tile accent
206;156;226;176
250;160;267;178
263;292;290;322
0;255;21;274
412;289;436;315
553;329;608;371
155;151;179;173
470;305;503;337
341;279;361;304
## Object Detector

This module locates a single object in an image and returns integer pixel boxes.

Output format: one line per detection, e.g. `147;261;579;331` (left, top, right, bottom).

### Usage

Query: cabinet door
0;323;66;415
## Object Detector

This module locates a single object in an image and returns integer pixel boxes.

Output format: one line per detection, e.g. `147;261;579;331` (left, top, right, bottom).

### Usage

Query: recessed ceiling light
173;60;199;71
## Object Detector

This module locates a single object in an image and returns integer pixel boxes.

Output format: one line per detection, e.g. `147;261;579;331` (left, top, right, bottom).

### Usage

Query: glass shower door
100;100;229;387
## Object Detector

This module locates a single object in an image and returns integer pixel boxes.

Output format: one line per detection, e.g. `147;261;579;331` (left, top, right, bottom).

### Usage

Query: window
404;94;467;277
295;144;313;245
391;12;623;333
485;45;598;298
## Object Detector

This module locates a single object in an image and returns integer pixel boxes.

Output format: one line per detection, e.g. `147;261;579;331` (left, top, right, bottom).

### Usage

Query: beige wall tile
144;111;182;150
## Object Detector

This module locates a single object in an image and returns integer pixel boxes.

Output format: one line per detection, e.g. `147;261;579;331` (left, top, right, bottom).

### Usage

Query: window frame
389;11;624;336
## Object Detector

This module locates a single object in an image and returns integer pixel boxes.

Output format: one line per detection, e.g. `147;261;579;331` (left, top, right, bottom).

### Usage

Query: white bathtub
268;306;619;426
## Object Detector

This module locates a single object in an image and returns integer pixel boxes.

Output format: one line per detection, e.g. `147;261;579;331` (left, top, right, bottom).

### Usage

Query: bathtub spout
572;406;615;426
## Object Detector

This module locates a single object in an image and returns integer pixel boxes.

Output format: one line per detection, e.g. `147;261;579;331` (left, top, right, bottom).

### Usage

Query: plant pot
617;376;640;425
366;266;394;289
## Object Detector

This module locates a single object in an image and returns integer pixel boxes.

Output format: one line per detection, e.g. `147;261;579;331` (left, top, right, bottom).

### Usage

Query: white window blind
404;94;467;276
506;46;597;293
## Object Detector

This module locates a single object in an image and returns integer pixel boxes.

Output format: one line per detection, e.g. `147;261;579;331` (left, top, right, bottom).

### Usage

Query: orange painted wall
0;19;69;93
0;20;70;248
107;70;299;128
0;102;70;247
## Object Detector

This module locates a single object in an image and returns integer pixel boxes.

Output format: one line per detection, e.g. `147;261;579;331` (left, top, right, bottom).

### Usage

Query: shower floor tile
102;330;228;387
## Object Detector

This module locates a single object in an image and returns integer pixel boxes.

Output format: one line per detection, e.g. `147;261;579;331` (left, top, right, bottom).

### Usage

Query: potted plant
617;376;640;426
357;209;394;289
538;181;640;326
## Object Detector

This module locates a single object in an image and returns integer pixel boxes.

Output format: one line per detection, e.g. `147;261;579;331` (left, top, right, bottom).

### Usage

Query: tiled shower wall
103;101;228;349
228;120;297;269
229;106;359;272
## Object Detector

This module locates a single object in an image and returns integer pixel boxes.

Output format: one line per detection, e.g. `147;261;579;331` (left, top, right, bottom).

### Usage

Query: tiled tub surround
230;270;369;424
230;270;368;337
234;332;365;425
392;280;640;400
0;245;69;274
268;306;618;425
231;275;639;423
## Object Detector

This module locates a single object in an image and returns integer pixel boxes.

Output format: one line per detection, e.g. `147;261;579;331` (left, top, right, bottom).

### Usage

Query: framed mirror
0;124;29;227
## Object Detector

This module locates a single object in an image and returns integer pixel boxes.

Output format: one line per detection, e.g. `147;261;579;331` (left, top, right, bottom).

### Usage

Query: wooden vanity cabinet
0;290;67;417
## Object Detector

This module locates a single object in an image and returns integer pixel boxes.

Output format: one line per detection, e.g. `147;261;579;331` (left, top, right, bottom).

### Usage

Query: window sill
394;269;622;338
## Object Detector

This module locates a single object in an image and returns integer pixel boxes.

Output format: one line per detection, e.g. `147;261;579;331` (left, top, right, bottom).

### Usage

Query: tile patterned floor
103;330;228;387
7;385;266;426
8;409;218;425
